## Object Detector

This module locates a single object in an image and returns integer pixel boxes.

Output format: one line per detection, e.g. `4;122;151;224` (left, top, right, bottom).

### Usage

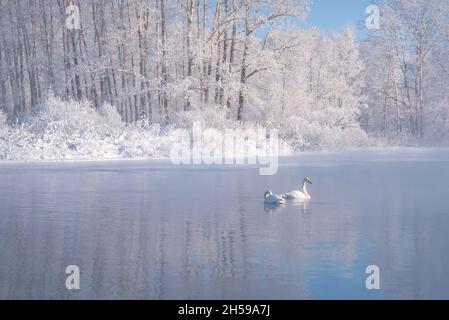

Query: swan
282;177;312;200
264;190;286;204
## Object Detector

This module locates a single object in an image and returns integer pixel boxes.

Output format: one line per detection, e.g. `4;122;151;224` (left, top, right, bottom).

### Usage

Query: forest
0;0;448;160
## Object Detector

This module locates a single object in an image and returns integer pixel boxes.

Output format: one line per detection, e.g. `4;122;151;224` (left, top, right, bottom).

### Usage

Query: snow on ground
0;95;377;161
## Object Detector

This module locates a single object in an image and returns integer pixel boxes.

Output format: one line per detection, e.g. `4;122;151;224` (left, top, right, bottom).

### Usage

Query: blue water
1;148;449;299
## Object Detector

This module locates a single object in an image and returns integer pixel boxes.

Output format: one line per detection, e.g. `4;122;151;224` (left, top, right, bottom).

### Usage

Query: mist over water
1;148;449;299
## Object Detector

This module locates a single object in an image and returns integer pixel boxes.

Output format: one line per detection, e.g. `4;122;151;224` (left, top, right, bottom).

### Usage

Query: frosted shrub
98;103;126;135
423;103;449;146
338;127;373;148
0;111;9;160
0;94;377;161
0;95;124;160
0;111;7;138
171;107;231;129
279;116;373;152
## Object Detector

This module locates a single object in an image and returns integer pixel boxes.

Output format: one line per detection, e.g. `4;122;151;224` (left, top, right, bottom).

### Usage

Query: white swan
264;190;286;204
282;177;312;200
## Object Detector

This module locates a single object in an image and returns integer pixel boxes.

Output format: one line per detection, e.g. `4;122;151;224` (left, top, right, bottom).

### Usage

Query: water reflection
263;203;286;213
1;150;449;299
290;199;311;215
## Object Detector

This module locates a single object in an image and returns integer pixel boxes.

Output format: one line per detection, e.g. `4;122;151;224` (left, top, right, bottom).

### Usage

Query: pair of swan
264;177;312;205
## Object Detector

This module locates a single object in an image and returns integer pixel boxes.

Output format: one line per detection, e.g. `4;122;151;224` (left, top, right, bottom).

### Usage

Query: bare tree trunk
160;0;169;122
136;1;150;120
213;0;221;105
185;0;195;111
40;0;56;89
382;89;387;137
226;3;236;113
0;34;6;115
218;0;229;107
237;6;249;122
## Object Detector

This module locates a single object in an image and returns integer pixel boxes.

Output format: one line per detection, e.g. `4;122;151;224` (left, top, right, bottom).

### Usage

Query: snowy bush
0;111;9;160
0;94;377;161
278;116;374;152
0;95;189;160
171;106;232;129
0;111;7;137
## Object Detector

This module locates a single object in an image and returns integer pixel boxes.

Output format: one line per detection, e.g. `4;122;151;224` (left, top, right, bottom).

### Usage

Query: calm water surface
1;148;449;299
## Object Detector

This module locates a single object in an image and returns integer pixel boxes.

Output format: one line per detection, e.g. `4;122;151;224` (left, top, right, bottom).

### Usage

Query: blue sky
304;0;376;39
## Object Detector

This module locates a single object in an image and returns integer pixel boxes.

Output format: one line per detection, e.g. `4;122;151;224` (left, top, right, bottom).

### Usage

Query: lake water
1;148;449;299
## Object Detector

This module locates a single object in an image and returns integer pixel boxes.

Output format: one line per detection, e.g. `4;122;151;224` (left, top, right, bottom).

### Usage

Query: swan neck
302;181;310;197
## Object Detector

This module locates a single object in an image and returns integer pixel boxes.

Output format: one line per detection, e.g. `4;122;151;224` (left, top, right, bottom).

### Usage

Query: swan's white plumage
283;190;310;200
264;190;286;204
282;177;312;200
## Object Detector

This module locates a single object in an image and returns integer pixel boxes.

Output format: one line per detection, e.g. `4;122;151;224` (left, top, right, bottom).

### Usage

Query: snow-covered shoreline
1;146;447;166
1;95;444;164
0;95;378;162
